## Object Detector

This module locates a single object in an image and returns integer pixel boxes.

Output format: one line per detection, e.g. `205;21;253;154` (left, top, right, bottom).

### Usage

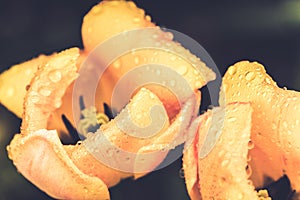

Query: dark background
0;0;299;199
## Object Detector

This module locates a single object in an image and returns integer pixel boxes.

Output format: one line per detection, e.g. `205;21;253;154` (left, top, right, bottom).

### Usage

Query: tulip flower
1;1;215;199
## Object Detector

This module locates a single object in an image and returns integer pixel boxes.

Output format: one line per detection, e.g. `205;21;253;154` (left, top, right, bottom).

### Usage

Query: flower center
61;96;113;145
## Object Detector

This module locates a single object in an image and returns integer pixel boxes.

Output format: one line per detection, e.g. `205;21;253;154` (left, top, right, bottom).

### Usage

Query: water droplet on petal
38;87;51;97
176;65;188;75
227;117;237;122
283;121;288;128
265;77;271;84
170;80;176;87
248;140;254;149
221;159;229;167
48;70;62;83
54;99;62;108
30;92;40;103
112;59;121;69
164;32;173;40
156;69;161;76
227;66;237;76
245;71;256;81
179;168;185;178
134;56;140;64
145;15;151;22
246;165;252;177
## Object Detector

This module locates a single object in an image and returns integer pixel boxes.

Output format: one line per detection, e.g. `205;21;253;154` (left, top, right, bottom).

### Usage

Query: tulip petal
0;54;53;117
64;88;198;187
81;0;155;52
7;129;109;200
221;61;300;191
21;48;79;135
81;1;215;119
184;103;266;199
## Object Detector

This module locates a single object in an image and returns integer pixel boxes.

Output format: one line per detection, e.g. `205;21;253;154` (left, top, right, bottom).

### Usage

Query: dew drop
195;80;202;88
170;56;176;61
218;149;225;157
283;121;288;129
271;122;277;130
179;168;185;178
246;165;252;177
145;15;151;22
170;80;176;87
247;154;252;162
265;77;271;84
221;159;229;167
227;117;237;122
155;41;161;47
134;56;140;64
152;34;158;39
30;92;40;103
248;140;254;149
193;69;200;76
54;99;62;108
227;66;237;76
156;69;161;76
164;32;173;40
176;65;188;75
112;60;121;69
245;71;255;81
38;87;51;97
48;70;62;83
237;193;243;200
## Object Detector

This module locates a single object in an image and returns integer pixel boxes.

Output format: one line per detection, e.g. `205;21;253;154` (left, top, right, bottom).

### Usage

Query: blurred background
0;0;300;199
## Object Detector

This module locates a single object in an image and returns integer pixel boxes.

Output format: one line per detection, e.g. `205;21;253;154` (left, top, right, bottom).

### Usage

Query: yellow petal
0;54;52;117
81;0;215;119
7;129;109;200
182;116;204;200
198;103;258;199
82;0;155;52
221;61;300;191
21;48;79;137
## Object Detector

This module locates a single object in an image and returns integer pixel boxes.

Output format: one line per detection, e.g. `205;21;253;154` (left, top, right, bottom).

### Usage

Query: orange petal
0;54;53;117
82;0;155;52
7;129;109;200
221;61;300;191
65;88;198;186
7;48;111;199
182;116;203;200
21;48;79;136
81;1;215;119
198;103;258;199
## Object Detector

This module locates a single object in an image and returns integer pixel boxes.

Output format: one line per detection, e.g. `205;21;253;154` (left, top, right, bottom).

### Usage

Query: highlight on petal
0;54;53;117
183;103;271;199
221;61;300;192
7;129;109;200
